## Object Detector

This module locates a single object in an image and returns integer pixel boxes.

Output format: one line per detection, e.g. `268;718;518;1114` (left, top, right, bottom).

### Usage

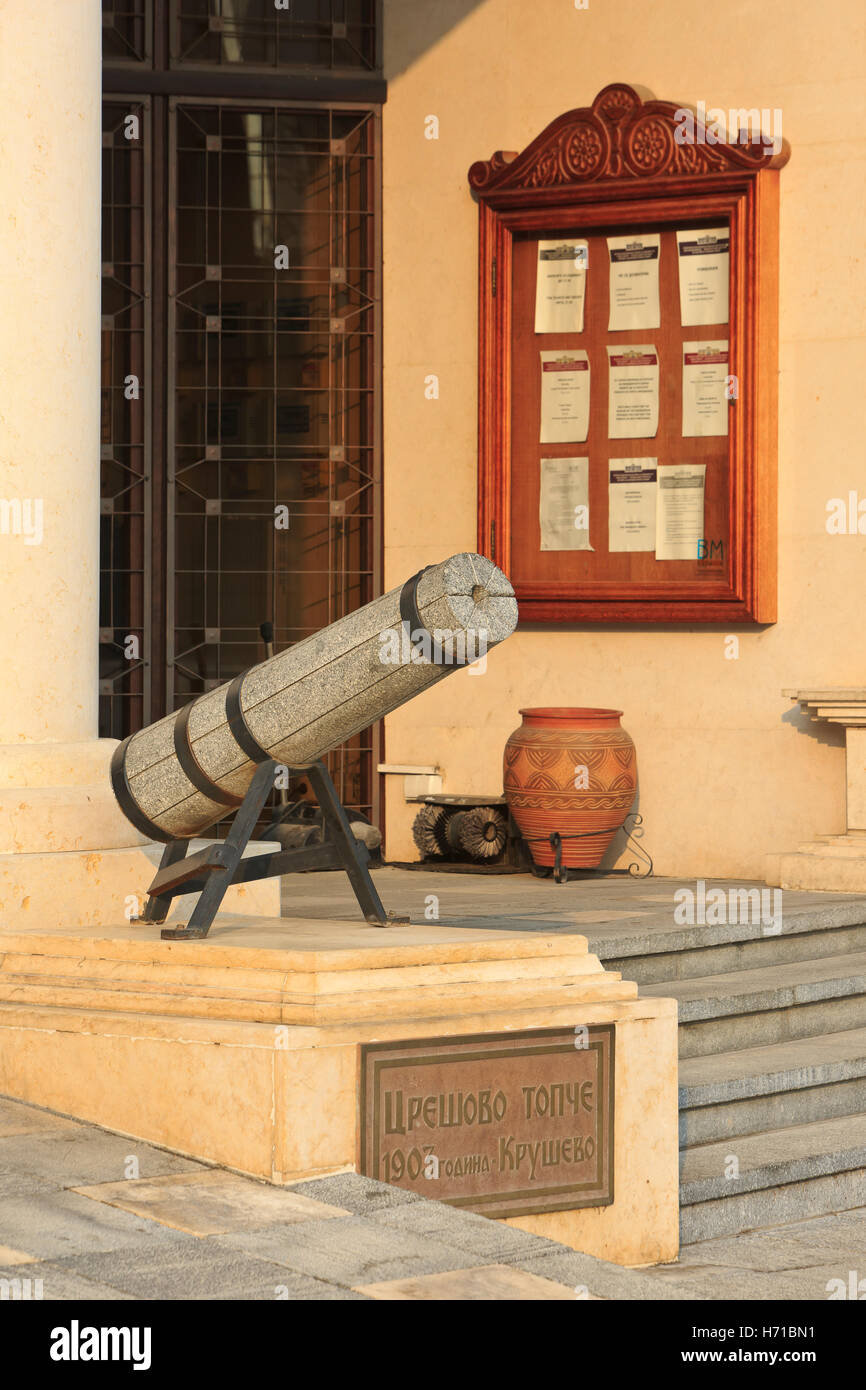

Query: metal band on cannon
110;736;169;843
174;700;245;807
110;552;517;843
225;673;272;764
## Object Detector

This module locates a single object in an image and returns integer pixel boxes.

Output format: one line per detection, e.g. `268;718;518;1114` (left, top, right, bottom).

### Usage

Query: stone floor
1;1095;862;1301
280;864;866;944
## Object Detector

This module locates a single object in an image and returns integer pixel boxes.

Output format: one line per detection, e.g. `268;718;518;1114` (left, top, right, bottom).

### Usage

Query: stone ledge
0;918;637;1025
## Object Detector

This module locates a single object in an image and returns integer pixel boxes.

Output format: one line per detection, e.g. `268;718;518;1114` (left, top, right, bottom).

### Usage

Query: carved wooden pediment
469;83;790;193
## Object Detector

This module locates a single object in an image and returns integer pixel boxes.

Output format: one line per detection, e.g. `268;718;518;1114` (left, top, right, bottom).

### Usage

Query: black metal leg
142;757;408;940
306;762;408;927
161;760;277;940
141;839;189;924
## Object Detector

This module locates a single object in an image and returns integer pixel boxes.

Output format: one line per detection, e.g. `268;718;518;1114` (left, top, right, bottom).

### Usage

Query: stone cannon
111;552;516;842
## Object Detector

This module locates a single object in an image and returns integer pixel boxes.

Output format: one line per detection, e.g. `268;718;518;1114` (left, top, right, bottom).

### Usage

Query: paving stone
74;1169;350;1237
0;1261;133;1301
676;1225;866;1274
778;1208;866;1239
0;1188;186;1260
289;1172;423;1216
510;1249;685;1301
369;1197;554;1260
199;1272;371;1301
0;1126;206;1189
0;1097;85;1138
357;1263;584;1300
635;1260;856;1302
0;1244;37;1265
0;1170;59;1200
214;1213;489;1288
49;1237;306;1301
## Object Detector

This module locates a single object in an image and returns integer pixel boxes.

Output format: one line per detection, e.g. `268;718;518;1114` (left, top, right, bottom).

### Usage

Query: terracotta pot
503;707;637;869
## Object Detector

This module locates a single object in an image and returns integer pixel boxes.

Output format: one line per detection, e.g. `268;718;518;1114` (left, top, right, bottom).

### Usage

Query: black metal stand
140;759;408;941
526;813;654;884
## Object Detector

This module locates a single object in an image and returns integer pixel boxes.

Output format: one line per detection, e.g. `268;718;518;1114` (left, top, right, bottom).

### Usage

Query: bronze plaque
358;1026;614;1218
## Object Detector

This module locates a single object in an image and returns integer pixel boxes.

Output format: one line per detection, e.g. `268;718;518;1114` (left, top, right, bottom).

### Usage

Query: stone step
813;835;866;847
678;1027;866;1145
641;951;866;1057
776;852;866;893
589;892;866;1240
588;900;866;985
679;1113;866;1243
797;840;866;858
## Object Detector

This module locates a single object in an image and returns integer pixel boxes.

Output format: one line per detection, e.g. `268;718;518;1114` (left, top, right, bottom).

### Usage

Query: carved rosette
562;120;608;180
594;83;641;125
468;82;790;194
624;114;675;177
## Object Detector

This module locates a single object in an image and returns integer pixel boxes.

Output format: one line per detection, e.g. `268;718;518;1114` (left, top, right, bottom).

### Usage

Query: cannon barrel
110;553;517;842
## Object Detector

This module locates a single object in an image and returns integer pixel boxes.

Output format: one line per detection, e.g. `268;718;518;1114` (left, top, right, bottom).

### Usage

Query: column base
0;739;279;926
769;834;866;891
0;843;279;929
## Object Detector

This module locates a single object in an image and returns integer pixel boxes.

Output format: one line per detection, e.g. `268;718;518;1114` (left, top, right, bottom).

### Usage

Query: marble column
0;1;157;927
0;3;276;928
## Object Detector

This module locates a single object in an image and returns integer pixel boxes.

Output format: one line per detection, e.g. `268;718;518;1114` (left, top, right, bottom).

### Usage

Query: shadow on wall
781;704;847;749
598;770;643;874
383;0;490;80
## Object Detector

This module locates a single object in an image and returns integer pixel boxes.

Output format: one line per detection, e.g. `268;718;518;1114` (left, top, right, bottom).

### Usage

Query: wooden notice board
469;84;790;624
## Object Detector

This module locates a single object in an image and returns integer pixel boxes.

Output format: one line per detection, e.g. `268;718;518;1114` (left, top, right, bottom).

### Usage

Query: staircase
588;902;866;1244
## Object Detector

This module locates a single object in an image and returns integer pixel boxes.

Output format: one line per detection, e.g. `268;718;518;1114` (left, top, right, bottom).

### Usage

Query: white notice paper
539;457;593;551
608;459;657;553
534;240;588;334
540;350;590;443
607;346;659;440
607;233;660;331
682;341;729;437
656;464;706;560
676;228;729;325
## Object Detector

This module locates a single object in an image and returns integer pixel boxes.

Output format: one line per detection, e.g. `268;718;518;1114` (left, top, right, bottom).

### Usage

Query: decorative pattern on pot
503;707;637;868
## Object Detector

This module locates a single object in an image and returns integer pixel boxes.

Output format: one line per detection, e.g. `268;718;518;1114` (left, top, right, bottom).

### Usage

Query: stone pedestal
770;690;866;891
0;916;679;1267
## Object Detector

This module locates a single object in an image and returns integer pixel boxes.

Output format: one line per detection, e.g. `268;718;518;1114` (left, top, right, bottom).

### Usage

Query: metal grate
168;100;381;819
99;101;152;739
101;2;383;828
103;0;379;71
171;0;378;70
102;0;152;64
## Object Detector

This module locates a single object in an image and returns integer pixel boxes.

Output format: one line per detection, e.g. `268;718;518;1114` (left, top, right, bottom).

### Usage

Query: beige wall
380;0;864;877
